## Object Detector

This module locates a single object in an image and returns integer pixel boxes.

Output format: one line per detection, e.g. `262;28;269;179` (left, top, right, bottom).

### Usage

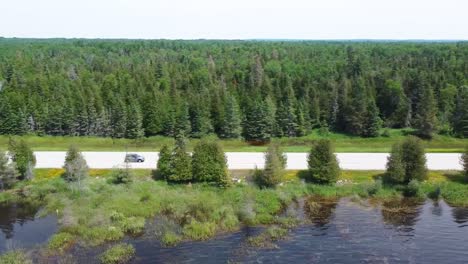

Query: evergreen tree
414;86;437;139
157;145;172;180
126;100;144;139
385;136;427;184
192;140;229;185
168;137;192;182
362;100;382;137
220;94;242;139
255;143;286;188
8;139;36;180
243;99;273;143
110;99;127;139
307;139;340;184
174;103;191;138
63;145;88;189
189;100;213;138
452;86;468;138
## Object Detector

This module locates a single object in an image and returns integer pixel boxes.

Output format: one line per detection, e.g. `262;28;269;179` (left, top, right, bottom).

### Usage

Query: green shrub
8;139;36;180
182;220;216;240
0;250;31;264
47;232;75;253
192;140;229;185
307;139;340;184
108;168;133;184
386;136;427;184
366;180;382;196
404;180;421;197
156;145;171;180
100;243;135;264
161;231;182;246
0;150;18;189
255;144;286;188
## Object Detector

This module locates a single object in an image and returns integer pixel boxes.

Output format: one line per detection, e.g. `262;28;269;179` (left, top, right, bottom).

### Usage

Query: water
0;202;57;254
0;199;467;263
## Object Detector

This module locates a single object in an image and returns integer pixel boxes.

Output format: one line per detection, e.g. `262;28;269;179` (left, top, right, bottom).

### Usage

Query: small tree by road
192;140;229;186
255;144;287;188
307;139;340;184
157;145;172;180
386;136;428;184
167;137;192;182
63;145;89;189
8;139;36;180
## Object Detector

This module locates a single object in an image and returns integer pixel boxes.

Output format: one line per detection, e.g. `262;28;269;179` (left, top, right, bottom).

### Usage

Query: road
33;152;463;170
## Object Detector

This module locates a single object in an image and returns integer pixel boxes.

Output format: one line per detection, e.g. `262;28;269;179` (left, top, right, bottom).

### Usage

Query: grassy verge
1;129;466;152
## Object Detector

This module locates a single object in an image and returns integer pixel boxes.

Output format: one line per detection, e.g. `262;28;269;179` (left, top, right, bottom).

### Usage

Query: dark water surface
1;198;467;263
0;202;57;254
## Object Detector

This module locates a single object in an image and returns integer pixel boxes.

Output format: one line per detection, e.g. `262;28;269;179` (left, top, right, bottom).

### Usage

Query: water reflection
304;196;338;227
381;199;421;228
0;202;57;254
452;207;468;226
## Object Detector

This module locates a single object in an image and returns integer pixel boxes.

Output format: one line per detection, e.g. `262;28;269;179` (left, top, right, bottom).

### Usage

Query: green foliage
8;139;35;180
385;136;428;184
192;140;229;185
161;231;182;247
167;137;192;182
255;144;286;188
0;250;31;264
63;145;88;184
47;232;75;253
99;243;135;264
307;139;340;184
156;145;172;180
182;220;216;240
0;150;17;189
109;167;133;184
404;179;422;197
462;146;468;180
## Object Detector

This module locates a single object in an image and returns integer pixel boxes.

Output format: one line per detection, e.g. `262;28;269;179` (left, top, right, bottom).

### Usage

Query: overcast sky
1;0;467;40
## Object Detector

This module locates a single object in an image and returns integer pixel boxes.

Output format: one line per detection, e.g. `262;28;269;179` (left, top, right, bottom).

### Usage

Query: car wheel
138;159;143;163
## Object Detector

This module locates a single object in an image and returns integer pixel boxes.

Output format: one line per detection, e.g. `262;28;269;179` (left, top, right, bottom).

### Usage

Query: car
124;153;145;163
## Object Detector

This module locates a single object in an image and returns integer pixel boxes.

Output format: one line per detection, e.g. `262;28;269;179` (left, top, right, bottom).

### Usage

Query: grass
99;243;135;264
47;232;75;254
1;128;466;152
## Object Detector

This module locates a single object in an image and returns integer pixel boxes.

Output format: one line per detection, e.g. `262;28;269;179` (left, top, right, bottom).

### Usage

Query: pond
1;198;467;263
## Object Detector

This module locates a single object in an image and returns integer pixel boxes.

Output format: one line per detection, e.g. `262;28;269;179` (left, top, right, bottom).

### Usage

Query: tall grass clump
99;243;135;264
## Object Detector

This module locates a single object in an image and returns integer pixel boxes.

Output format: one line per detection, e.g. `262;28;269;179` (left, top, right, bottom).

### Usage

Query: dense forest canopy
0;38;467;141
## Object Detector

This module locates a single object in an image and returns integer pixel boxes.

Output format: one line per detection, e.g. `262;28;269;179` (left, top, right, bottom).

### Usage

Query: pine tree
192;140;229;185
362;100;382;137
168;137;192;182
110;99;127;139
220;94;242;139
452;86;468;138
385;143;405;184
157;145;172;180
307;139;340;184
255;143;286;188
174;103;191;138
63;145;88;189
414;86;437;139
126;100;144;139
243;99;273;143
189;100;213;138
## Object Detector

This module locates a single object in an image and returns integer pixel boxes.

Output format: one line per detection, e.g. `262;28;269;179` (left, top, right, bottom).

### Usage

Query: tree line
0;39;467;141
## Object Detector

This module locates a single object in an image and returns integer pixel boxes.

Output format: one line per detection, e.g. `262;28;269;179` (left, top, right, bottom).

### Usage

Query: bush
254;144;286;188
157;145;172;180
8;139;36;180
307;139;340;184
63;145;88;187
100;243;135;264
462;146;468;180
192;140;229;185
386;136;427;184
404;179;421;197
0;250;31;264
109;167;133;184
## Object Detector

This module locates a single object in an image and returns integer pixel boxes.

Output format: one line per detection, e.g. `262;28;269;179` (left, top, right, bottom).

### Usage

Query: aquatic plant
99;243;135;264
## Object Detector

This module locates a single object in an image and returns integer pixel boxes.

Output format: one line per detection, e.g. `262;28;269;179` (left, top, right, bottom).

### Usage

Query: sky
1;0;467;40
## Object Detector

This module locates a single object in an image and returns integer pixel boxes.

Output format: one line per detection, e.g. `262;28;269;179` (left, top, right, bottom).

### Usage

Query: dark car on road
124;153;145;163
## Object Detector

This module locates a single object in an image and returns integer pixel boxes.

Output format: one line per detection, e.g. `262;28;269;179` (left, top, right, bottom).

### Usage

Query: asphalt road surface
33;152;463;170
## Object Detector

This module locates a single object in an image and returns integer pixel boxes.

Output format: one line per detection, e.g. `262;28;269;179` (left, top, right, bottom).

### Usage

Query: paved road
33;152;463;170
